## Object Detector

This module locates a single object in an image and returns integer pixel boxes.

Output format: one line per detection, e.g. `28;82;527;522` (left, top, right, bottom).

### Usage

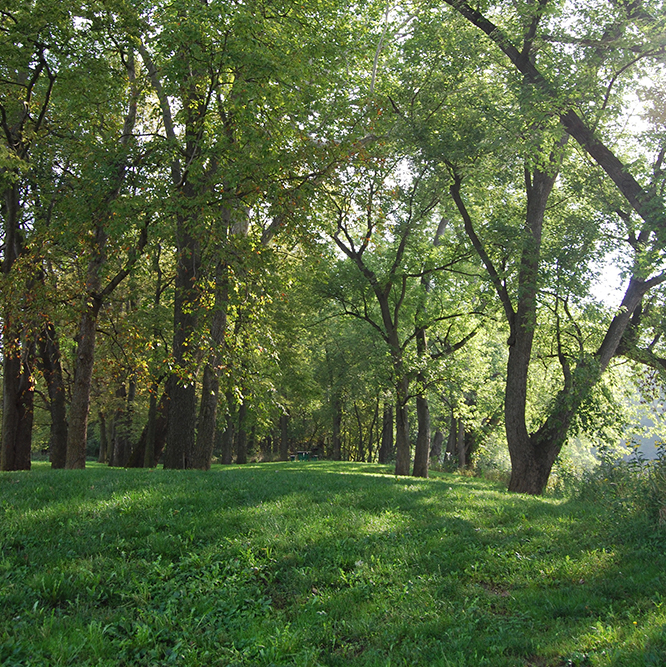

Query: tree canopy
1;0;665;494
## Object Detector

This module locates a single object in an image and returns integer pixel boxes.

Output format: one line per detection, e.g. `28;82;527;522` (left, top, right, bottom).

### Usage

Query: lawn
0;461;665;666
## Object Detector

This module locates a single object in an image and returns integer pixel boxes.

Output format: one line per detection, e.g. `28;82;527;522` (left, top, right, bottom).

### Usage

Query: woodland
2;0;666;495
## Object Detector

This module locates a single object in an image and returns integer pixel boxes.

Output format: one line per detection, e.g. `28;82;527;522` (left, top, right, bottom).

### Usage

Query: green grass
1;461;665;666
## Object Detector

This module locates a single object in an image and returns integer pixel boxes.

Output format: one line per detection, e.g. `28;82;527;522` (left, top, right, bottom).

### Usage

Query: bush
579;444;666;524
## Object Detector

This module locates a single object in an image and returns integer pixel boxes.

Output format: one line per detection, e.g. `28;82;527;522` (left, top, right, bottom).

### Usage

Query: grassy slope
0;462;665;666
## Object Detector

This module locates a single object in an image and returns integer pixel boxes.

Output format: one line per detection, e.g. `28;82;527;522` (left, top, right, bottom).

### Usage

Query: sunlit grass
1;461;665;665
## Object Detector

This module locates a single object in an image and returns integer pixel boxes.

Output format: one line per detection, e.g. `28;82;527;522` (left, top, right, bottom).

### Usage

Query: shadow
1;462;665;665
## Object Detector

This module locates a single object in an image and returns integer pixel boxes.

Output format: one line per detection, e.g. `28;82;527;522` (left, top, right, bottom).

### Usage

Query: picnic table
289;450;318;461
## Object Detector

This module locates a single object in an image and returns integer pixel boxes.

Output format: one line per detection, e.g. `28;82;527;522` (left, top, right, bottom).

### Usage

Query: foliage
580;444;666;528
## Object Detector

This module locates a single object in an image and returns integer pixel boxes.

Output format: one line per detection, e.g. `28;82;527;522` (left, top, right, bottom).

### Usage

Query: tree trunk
236;401;248;464
378;404;393;463
446;416;457;459
221;398;235;464
109;384;127;467
394;376;411;476
37;323;68;468
430;430;444;462
1;349;34;471
143;384;158;468
412;394;430;477
332;399;342;460
353;402;364;462
66;306;100;469
215;426;225;461
98;412;108;463
191;364;218;470
1;181;33;472
127;385;171;468
164;209;200;469
260;435;272;460
280;412;289;460
457;419;466;469
192;254;230;469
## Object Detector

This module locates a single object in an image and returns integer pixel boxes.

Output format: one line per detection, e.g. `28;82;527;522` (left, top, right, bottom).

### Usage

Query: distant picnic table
289;451;318;461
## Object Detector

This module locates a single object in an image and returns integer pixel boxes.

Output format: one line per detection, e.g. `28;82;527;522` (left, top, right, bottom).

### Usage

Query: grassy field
0;461;665;666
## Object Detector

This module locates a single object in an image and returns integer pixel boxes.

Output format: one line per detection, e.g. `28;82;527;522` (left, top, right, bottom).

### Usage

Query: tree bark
221;422;234;464
109;384;128;468
430;430;444;462
395;376;411;475
1;348;34;471
446;416;457;459
126;386;170;468
501;165;564;491
378;404;393;463
163;211;200;469
280;412;289;460
66;306;100;469
98;412;108;464
412;328;430;478
236;401;248;464
220;394;235;464
191;364;218;470
413;395;430;477
192;254;229;470
353;402;365;462
332;398;342;460
143;384;158;468
1;181;34;472
1;42;55;472
37;322;68;468
457;419;466;469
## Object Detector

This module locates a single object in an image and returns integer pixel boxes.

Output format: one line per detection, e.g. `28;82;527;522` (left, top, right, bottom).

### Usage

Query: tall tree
404;0;666;492
0;2;63;470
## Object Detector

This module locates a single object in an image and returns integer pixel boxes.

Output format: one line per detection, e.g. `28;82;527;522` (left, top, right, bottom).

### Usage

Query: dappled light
2;463;666;664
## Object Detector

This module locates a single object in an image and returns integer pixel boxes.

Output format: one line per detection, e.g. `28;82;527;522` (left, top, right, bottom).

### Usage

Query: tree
318;148;477;474
402;0;666;492
0;1;64;470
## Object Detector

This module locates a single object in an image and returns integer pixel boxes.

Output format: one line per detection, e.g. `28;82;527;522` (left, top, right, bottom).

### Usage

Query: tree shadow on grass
1;463;665;665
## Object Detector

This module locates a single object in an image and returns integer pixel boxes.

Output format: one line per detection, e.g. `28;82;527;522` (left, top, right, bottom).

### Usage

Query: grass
1;461;665;666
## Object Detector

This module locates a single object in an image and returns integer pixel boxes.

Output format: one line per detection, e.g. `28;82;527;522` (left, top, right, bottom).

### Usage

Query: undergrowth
579;445;666;527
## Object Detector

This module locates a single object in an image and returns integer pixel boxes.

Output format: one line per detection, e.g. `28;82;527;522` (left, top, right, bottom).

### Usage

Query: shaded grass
1;461;665;665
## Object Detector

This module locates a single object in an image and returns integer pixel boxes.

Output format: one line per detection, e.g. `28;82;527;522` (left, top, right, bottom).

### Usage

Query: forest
2;0;666;495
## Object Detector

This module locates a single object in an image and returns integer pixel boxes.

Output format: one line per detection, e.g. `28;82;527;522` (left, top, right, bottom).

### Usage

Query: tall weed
579;444;666;524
